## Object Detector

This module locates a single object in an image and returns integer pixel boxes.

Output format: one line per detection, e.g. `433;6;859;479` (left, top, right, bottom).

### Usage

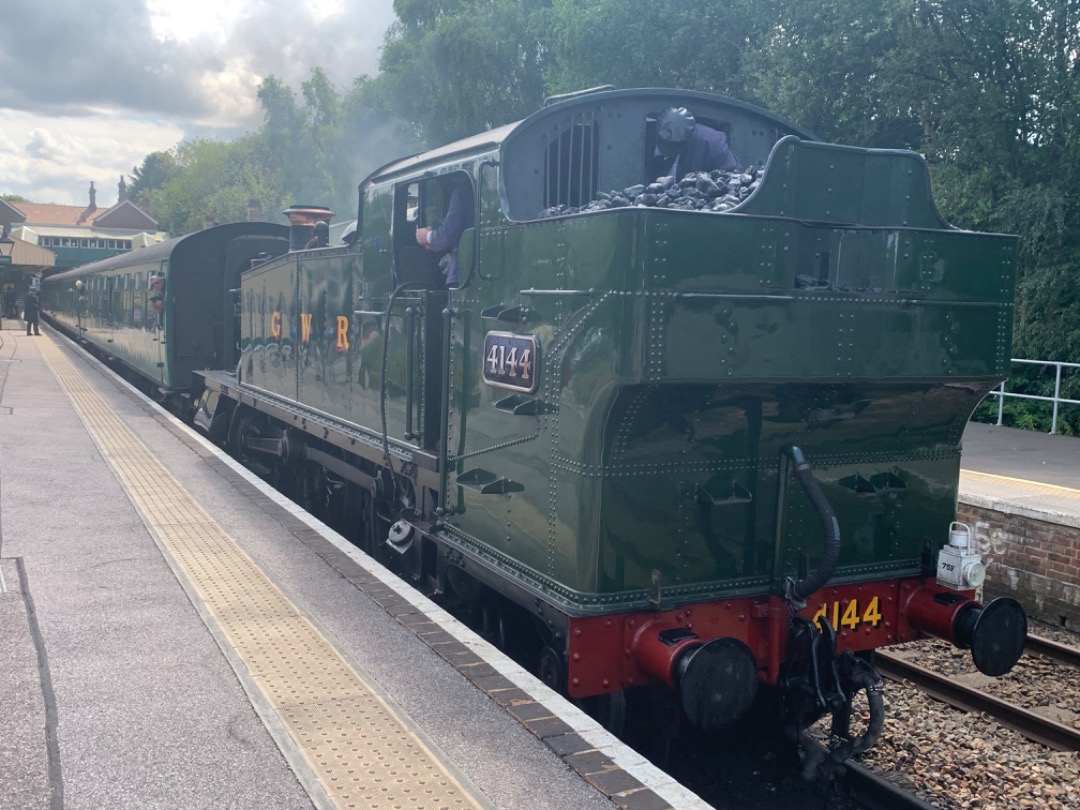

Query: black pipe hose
784;446;841;605
797;658;886;781
829;658;885;761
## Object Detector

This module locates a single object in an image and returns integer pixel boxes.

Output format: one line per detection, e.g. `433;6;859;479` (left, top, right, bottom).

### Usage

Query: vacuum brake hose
797;658;886;781
785;446;841;604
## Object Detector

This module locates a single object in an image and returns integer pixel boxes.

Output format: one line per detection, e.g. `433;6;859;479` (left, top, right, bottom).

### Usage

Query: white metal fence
990;359;1080;434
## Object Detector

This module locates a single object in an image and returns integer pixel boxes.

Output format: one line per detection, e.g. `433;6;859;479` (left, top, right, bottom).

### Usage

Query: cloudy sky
0;0;397;207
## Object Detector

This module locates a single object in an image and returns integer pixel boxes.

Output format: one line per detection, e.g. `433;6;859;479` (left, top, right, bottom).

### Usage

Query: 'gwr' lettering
335;316;350;352
271;311;282;341
300;313;313;342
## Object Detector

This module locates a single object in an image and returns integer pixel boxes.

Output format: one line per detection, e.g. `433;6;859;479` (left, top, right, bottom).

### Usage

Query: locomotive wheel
537;646;565;693
228;408;258;466
580;692;627;738
480;603;508;650
300;464;331;518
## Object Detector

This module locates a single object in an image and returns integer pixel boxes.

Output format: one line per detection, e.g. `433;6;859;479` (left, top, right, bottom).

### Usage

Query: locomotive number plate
483;332;539;393
811;596;883;631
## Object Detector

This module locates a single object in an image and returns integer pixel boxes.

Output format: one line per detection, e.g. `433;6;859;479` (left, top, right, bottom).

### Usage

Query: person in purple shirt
415;180;474;287
653;107;742;181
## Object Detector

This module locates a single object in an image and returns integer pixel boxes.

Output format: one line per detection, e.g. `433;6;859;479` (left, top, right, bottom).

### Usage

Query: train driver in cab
653;106;742;181
414;177;474;288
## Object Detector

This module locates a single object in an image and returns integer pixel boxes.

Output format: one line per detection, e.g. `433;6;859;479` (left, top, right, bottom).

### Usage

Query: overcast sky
0;0;397;207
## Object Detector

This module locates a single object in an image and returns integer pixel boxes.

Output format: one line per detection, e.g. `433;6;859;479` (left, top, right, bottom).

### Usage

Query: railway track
875;633;1080;752
1025;632;1080;668
844;762;940;810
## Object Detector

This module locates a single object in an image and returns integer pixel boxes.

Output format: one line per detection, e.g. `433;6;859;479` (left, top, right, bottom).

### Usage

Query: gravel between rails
842;622;1080;809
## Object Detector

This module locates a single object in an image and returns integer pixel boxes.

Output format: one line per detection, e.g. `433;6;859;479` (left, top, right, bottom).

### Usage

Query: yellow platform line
961;469;1080;500
38;336;484;810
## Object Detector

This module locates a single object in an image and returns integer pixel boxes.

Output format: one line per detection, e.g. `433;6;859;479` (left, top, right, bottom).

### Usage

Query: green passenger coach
44;223;288;396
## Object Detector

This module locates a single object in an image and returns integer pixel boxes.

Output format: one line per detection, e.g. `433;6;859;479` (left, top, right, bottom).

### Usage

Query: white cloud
0;0;396;205
0;111;185;206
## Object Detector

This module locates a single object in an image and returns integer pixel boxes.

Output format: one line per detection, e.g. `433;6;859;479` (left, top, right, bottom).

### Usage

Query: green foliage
378;0;548;144
971;362;1080;435
128;151;180;212
257;70;421;222
543;0;758;100
743;1;921;146
149;137;288;236
1;194;30;203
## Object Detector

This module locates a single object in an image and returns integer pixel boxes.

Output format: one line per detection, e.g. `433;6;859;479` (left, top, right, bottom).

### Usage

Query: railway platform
0;322;695;810
960;420;1080;516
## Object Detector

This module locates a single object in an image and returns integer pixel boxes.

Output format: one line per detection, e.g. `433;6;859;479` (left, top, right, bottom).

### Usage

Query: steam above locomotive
43;87;1027;764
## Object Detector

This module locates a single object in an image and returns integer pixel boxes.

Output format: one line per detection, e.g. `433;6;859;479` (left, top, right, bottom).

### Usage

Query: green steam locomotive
55;87;1030;761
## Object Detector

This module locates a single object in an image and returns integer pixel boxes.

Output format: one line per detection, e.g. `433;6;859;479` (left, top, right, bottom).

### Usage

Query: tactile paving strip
961;469;1080;500
38;337;484;810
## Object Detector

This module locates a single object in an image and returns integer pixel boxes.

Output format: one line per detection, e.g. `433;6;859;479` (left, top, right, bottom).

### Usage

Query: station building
1;179;164;272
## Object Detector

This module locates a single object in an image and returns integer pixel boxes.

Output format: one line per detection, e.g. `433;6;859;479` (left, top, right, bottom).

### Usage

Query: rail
844;762;939;810
989;358;1080;435
875;649;1080;751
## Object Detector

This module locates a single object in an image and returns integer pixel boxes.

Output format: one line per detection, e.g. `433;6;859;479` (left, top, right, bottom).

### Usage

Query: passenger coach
43;223;288;399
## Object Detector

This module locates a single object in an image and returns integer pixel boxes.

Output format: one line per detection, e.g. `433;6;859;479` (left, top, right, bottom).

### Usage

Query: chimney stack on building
77;181;98;224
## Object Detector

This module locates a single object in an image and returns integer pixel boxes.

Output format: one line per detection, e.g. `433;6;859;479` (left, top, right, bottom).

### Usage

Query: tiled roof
7;200;157;229
9;202;101;226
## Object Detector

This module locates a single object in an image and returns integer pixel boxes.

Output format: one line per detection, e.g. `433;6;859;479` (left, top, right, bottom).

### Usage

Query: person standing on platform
23;289;40;336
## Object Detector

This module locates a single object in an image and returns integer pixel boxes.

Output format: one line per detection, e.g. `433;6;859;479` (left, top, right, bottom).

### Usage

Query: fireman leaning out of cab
652;106;742;181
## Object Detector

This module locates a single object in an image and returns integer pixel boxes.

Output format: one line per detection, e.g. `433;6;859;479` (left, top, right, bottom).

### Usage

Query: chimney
77;181;98;224
246;198;263;222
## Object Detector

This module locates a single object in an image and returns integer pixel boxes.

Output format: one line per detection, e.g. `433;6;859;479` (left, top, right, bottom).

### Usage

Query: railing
991;359;1080;435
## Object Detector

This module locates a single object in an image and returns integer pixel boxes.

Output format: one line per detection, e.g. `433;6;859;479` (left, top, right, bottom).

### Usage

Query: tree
150;137;288;236
257;76;304;201
378;0;549;145
128;151;180;213
741;0;920;147
255;69;422;223
543;0;758;100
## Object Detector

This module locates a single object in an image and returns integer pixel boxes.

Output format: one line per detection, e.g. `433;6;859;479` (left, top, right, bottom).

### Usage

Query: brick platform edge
957;495;1080;632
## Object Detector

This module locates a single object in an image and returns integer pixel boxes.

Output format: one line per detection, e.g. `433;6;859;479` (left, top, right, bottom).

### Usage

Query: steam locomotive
43;87;1028;764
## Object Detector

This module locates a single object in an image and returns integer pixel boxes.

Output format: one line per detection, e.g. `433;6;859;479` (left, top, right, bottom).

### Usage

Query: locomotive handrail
404;306;417;441
520;288;598;297
675;292;794;301
990;358;1080;435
